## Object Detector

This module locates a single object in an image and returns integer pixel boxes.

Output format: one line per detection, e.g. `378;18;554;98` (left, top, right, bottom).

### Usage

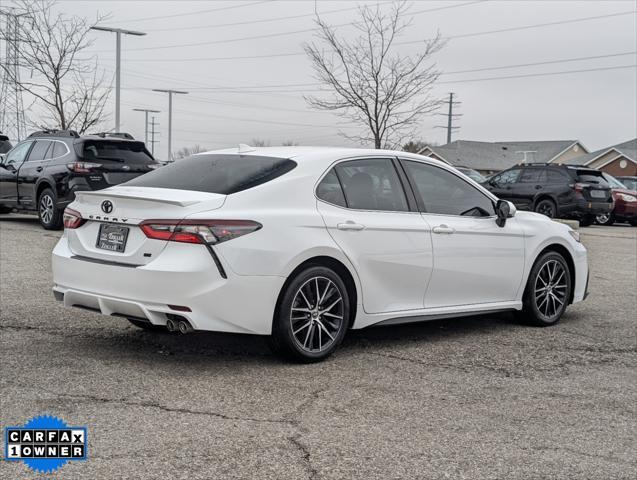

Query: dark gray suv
0;130;159;229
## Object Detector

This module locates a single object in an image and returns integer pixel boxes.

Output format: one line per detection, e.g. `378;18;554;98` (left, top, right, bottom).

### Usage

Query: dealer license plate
96;224;129;252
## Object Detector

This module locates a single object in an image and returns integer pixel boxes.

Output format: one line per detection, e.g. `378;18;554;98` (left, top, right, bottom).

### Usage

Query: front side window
3;141;33;167
316;169;347;207
403;160;495;217
125;154;297;194
333;158;409;212
491;168;521;187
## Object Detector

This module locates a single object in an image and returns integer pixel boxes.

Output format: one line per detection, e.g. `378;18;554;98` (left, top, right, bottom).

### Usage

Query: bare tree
250;138;270;147
1;0;111;133
402;140;435;153
304;1;444;149
282;140;299;146
174;144;206;159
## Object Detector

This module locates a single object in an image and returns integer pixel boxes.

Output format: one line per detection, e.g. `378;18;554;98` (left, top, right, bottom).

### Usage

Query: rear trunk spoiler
75;189;219;208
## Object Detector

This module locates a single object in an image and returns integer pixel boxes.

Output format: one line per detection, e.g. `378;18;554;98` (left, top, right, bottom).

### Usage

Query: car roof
199;145;447;166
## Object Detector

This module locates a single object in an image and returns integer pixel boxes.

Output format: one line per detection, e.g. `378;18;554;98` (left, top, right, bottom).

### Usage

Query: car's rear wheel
534;199;556;218
127;318;167;332
0;205;13;214
519;251;572;326
270;265;350;363
595;213;615;226
38;188;63;230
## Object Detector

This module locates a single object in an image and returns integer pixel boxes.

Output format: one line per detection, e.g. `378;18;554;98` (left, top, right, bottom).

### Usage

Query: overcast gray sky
39;0;637;157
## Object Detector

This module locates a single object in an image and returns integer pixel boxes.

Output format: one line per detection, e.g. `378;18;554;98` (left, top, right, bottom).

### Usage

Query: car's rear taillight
139;220;262;245
67;162;102;173
63;208;85;229
570;183;587;193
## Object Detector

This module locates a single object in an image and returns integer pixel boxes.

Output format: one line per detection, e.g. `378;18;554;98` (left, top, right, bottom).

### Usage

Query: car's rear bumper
52;235;285;334
560;199;614;218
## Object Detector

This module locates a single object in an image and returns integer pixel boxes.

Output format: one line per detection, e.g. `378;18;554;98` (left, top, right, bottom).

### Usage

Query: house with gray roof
566;138;636;177
418;139;588;175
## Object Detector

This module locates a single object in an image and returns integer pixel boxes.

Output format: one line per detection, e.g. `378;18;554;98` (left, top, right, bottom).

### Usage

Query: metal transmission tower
435;93;462;144
0;9;28;141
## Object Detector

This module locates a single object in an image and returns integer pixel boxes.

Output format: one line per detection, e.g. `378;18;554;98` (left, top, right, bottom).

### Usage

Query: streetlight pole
90;26;146;132
152;89;188;161
133;108;160;145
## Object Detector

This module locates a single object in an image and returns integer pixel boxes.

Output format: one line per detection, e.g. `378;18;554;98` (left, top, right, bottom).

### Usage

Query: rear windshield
75;140;155;164
124;154;297;194
575;170;609;186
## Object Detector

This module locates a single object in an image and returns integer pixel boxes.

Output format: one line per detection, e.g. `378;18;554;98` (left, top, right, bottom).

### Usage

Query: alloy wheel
537;201;555;218
39;194;54;224
596;214;610;225
290;276;344;353
534;259;568;319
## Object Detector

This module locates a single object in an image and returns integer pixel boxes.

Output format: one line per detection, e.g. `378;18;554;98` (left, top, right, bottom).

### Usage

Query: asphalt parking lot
0;214;635;480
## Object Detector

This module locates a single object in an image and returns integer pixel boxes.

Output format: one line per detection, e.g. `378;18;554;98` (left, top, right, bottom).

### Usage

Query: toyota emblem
101;200;113;214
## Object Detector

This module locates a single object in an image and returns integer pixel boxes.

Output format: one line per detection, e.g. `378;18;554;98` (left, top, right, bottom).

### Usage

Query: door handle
337;221;365;231
432;224;455;234
535;184;542;190
36;167;43;172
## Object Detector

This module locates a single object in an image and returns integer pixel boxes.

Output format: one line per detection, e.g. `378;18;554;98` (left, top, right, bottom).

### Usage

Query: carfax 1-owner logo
4;415;87;474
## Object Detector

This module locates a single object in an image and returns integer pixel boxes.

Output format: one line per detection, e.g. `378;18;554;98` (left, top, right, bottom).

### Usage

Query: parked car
52;147;588;362
616;176;637;191
483;163;613;226
595;173;637;226
0;129;159;229
0;132;12;155
454;166;487;184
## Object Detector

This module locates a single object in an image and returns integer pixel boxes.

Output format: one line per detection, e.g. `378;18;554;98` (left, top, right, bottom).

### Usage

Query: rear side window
76;140;154;164
27;140;51;161
575;170;609;186
125;154;297;194
317;169;347;207
333;158;409;212
546;169;569;183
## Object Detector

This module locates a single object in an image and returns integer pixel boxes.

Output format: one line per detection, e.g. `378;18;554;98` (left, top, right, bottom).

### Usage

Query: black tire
534;198;557;218
579;215;594;227
38;188;63;230
127;318;167;332
269;265;350;363
0;205;13;214
629;219;637;227
595;213;615;226
518;251;572;326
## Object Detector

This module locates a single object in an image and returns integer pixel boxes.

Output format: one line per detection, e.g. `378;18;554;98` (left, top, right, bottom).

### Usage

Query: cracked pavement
1;215;636;479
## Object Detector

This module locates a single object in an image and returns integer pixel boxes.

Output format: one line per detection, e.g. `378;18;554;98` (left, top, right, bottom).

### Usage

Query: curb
553;219;580;230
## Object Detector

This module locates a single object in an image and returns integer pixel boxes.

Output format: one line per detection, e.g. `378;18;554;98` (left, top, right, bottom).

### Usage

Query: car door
316;157;433;314
17;139;52;206
401;159;525;309
515;167;547;210
485;168;522;203
0;141;34;205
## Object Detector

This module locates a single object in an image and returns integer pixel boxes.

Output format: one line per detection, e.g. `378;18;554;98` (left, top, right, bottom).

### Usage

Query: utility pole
0;9;28;141
435;92;462;145
149;116;160;157
152;89;188;161
90;26;146;132
133;108;160;146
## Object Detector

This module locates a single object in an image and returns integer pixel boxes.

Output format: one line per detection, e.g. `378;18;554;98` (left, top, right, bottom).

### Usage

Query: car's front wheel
519;251;572;326
38;188;63;230
270;265;350;363
595;213;615;226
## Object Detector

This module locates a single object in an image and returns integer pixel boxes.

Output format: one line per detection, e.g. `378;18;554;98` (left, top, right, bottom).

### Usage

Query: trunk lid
67;186;226;266
574;169;613;202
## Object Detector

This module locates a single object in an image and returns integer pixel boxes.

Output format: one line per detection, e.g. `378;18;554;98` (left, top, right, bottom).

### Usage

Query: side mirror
495;199;515;227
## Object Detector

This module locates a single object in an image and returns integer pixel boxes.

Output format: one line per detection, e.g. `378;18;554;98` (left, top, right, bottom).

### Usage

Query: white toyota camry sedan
52;146;589;362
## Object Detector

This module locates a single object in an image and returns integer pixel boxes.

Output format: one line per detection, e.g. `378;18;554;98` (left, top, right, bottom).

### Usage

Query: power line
438;64;637;84
101;1;272;25
100;10;637;61
92;1;488;53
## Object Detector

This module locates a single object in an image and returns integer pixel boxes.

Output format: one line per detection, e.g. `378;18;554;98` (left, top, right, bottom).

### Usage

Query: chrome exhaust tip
178;320;193;334
166;318;178;332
